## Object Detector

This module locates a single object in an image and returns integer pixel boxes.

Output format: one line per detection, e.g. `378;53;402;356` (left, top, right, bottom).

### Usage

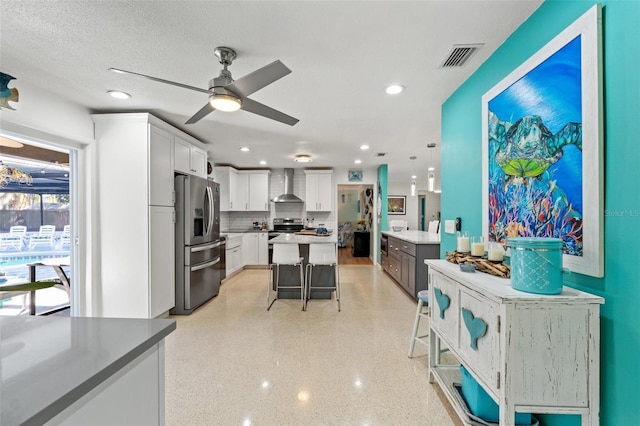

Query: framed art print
387;195;406;215
481;5;603;277
348;170;363;182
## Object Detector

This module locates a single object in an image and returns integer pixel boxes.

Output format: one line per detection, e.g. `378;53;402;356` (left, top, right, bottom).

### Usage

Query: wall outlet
444;220;456;234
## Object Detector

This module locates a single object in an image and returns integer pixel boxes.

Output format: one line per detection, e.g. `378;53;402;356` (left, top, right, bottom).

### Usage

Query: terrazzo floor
165;265;460;426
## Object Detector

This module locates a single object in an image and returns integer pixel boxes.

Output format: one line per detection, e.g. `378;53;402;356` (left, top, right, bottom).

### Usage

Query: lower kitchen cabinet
225;234;243;276
242;232;268;266
381;233;439;300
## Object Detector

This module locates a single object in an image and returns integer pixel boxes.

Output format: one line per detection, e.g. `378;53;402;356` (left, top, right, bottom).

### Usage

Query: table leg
29;264;36;315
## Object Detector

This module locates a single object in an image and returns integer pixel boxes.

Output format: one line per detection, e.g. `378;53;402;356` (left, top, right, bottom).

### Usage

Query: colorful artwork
0;72;19;110
388;196;406;215
482;5;603;277
487;36;583;254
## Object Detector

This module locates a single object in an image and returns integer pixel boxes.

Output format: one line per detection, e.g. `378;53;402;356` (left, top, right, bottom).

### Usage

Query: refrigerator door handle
205;186;214;236
191;241;223;252
190;257;220;272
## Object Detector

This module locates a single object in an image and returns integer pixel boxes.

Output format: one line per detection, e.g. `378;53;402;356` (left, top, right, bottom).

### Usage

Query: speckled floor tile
165;266;460;426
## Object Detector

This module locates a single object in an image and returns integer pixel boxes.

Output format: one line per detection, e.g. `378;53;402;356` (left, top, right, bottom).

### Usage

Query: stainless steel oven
268;218;303;263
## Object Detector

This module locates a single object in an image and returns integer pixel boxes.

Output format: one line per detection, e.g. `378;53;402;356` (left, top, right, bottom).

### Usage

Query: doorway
0;135;76;315
337;184;373;265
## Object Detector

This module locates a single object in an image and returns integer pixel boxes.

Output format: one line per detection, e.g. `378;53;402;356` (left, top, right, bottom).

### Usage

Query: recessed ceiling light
411;174;417;179
354;159;362;164
107;90;131;99
360;144;370;151
428;166;435;171
385;84;405;95
294;154;312;163
240;147;251;152
259;160;267;165
434;189;442;194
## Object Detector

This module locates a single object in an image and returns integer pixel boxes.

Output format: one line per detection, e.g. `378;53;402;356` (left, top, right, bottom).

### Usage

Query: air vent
441;44;483;68
376;152;386;157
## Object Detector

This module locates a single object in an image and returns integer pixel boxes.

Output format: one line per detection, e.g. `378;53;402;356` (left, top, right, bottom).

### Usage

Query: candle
471;243;485;257
457;231;470;252
487;242;503;261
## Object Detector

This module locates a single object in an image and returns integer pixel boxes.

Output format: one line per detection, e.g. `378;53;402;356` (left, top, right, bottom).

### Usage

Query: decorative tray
446;251;510;278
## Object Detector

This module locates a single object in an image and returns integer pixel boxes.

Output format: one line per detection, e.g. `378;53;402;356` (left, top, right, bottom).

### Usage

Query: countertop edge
381;231;441;245
26;319;176;426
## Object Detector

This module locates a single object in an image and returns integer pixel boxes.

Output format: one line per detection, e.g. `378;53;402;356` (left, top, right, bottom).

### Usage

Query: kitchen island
381;230;440;299
269;233;338;300
0;316;175;425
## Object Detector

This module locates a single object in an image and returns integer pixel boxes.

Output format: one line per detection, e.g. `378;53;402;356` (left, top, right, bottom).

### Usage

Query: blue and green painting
487;35;583;256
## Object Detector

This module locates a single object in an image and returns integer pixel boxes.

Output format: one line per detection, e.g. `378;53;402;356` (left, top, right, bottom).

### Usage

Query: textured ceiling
0;1;541;188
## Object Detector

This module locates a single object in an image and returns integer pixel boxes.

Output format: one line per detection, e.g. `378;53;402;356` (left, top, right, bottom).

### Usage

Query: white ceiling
0;1;541;188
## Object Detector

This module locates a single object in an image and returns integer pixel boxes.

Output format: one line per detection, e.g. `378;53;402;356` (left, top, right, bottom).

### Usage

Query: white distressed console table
425;260;603;426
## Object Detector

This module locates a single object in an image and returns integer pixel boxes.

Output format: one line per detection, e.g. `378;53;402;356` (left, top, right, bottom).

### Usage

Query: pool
0;255;64;267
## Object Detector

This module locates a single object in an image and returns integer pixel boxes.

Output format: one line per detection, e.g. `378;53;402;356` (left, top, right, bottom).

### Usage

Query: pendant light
427;143;436;192
409;156;417;196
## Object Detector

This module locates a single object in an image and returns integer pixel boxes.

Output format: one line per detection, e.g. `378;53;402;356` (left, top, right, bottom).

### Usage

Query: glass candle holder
471;236;485;257
456;231;470;253
487;241;504;261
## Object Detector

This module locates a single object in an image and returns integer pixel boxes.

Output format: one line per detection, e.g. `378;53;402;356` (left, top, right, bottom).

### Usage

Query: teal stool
408;290;430;358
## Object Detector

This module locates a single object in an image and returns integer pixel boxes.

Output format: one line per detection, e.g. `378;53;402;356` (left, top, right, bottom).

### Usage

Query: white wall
387;181;420;230
0;78;95;316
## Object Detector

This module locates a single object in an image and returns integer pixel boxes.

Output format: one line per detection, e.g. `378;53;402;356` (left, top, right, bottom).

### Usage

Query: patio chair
60;225;71;247
0;226;27;251
28;225;56;250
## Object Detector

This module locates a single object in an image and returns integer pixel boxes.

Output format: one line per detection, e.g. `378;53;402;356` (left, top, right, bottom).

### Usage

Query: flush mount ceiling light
209;93;242;112
360;144;370;151
294;154;312;163
385;84;405;95
107;90;131;99
240;147;251;152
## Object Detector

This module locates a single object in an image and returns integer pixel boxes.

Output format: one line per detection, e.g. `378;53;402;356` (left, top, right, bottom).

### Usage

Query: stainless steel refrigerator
171;175;225;315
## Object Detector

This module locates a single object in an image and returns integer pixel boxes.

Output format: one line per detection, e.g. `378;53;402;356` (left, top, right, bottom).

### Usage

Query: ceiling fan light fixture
294;155;312;163
210;94;242;112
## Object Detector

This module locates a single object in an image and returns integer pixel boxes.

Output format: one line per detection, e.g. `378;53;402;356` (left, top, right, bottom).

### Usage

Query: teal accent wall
377;164;388;264
441;1;640;425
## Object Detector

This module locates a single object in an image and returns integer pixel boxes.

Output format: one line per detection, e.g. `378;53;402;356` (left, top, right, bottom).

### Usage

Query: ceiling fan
109;46;299;126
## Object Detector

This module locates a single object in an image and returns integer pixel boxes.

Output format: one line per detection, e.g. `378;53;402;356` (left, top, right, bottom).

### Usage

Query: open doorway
337;184;374;265
0;136;74;316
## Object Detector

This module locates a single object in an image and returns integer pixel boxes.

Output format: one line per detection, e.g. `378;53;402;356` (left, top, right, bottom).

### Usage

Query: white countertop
270;233;338;244
0;316;176;425
382;230;441;244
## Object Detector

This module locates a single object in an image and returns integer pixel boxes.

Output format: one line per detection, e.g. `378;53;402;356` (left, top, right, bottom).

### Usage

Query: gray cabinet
383;234;439;300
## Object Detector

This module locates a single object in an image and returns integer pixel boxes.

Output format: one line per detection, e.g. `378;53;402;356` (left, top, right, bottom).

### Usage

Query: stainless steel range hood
272;168;304;203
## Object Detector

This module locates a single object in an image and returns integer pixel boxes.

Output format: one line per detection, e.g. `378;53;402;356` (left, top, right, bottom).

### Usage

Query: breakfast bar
269;233;338;299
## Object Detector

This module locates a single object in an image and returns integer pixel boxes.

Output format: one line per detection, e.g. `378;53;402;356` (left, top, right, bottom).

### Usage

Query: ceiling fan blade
226;60;291;97
185;103;215;124
241;97;299;126
109;68;210;94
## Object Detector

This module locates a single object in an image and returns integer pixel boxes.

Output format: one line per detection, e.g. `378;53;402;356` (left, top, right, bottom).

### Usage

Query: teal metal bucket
508;237;567;295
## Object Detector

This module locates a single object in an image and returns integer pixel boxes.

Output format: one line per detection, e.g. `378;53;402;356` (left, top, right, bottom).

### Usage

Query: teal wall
441;1;640;425
377;164;388;264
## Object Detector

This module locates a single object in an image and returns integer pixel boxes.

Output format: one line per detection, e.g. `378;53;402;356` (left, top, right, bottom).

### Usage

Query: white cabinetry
425;260;603;426
225;234;244;276
304;170;333;211
91;113;190;318
216;167;270;211
242;232;268;266
174;136;207;178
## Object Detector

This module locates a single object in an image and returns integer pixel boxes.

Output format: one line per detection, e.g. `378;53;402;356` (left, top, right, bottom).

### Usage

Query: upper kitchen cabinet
215;167;270;211
304;170;333;211
174;136;207;178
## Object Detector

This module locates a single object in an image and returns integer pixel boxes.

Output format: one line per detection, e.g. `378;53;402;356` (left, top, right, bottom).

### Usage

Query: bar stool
305;243;340;311
267;243;305;311
408;290;429;357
